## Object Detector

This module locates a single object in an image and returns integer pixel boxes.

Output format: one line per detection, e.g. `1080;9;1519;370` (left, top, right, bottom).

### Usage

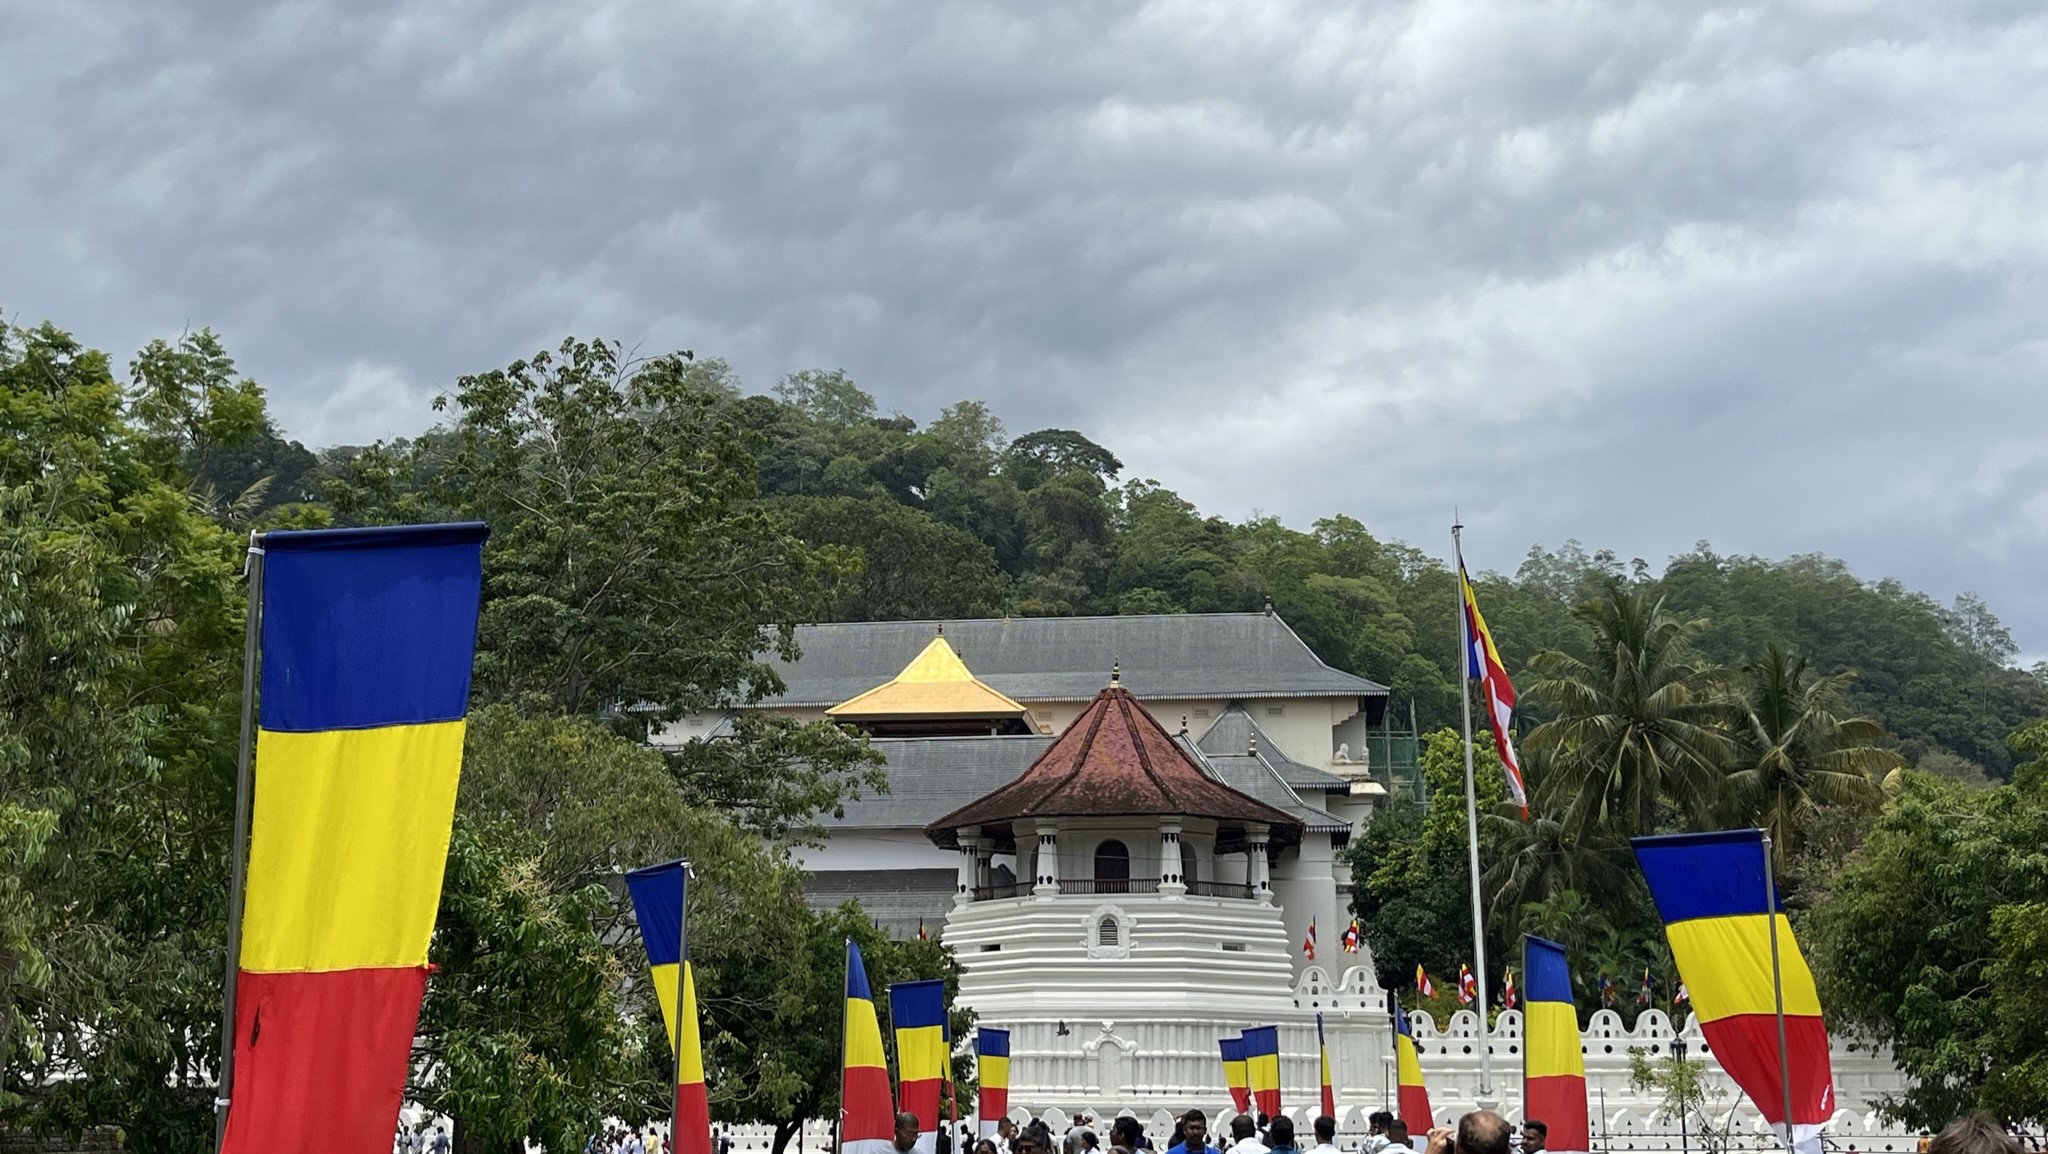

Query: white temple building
658;612;1915;1140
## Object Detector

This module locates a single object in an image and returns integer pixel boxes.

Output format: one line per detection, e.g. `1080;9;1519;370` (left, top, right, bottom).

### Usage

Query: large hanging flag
1242;1025;1282;1117
1302;918;1318;960
892;980;949;1154
626;860;711;1154
1218;1035;1251;1114
1457;964;1478;1006
1391;994;1434;1131
976;1028;1010;1138
1633;830;1835;1154
1458;564;1528;814
842;941;897;1154
1415;965;1435;998
1342;918;1363;954
1523;937;1590;1154
220;522;487;1154
1316;1013;1336;1118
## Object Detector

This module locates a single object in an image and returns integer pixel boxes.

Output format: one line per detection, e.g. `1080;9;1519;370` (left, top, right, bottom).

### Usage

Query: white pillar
956;834;981;906
1033;819;1061;896
1159;819;1186;897
1248;822;1273;904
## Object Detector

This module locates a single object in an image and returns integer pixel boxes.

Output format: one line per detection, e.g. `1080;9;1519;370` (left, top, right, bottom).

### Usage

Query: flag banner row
1635;830;1835;1154
1218;1035;1251;1113
221;523;488;1154
1241;1025;1281;1116
627;859;711;1154
842;942;897;1154
977;1028;1010;1138
1523;937;1590;1154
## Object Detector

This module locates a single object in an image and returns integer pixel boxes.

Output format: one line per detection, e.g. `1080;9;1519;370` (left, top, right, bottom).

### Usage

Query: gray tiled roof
821;735;1054;829
762;613;1389;711
1195;705;1350;792
1177;734;1352;836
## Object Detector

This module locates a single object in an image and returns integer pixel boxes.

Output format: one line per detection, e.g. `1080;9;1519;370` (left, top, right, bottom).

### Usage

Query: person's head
1267;1118;1295;1151
1014;1134;1040;1154
1386;1121;1410;1149
1000;1120;1020;1141
1521;1121;1547;1154
1368;1113;1392;1137
1083;1131;1102;1152
1315;1117;1336;1146
977;1141;999;1154
896;1113;923;1153
1182;1110;1209;1149
1113;1119;1145;1150
1230;1117;1258;1143
1456;1111;1513;1154
1930;1117;2025;1154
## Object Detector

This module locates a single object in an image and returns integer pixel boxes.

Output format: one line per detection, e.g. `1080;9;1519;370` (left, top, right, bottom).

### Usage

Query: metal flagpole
836;939;852;1154
215;533;265;1152
1452;520;1492;1099
1762;834;1796;1154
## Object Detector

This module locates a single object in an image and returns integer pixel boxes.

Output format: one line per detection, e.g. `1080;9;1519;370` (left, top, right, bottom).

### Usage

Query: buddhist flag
1242;1025;1282;1117
1523;937;1590;1154
1303;918;1318;960
976;1028;1010;1138
1459;563;1528;813
221;522;487;1154
1415;965;1435;998
1342;918;1363;954
892;980;948;1154
1219;1035;1251;1113
626;860;710;1154
842;941;896;1154
1391;994;1434;1131
1316;1012;1336;1118
1633;830;1835;1154
1458;964;1477;1006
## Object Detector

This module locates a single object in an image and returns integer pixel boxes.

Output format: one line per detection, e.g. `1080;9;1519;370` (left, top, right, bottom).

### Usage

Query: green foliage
1809;720;2048;1128
1627;1045;1736;1141
778;496;1012;621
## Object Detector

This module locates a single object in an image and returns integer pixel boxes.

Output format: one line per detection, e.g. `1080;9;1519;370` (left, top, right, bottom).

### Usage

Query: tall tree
1522;586;1733;838
1721;643;1896;874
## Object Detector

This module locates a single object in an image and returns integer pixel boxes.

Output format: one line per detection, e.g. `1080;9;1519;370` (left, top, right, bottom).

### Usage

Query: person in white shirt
1224;1116;1268;1154
1306;1116;1342;1154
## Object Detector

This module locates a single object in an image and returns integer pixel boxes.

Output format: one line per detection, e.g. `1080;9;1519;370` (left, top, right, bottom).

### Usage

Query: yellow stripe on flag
898;1024;949;1081
1247;1051;1280;1094
240;721;465;972
648;961;708;1082
1523;1002;1584;1079
845;997;888;1069
979;1055;1008;1089
1665;913;1821;1022
1395;1035;1425;1087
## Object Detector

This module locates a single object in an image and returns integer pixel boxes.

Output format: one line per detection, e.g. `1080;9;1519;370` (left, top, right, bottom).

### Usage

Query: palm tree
1483;748;1635;921
1722;642;1898;874
1523;585;1733;839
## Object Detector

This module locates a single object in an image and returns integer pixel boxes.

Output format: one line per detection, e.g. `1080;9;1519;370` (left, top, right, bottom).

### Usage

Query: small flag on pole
1674;982;1690;1007
1501;968;1518;1010
1415;965;1435;998
892;980;948;1154
1317;1012;1337;1117
1342;918;1363;954
1598;973;1614;1005
1459;563;1528;814
841;941;896;1154
1634;830;1836;1154
976;1028;1010;1139
1392;993;1434;1130
1243;1025;1282;1117
1638;967;1653;1006
1524;937;1591;1154
1458;964;1478;1006
1303;918;1318;960
1219;1035;1251;1113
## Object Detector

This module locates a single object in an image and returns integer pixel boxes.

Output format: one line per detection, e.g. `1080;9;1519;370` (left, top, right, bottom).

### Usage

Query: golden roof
825;636;1029;719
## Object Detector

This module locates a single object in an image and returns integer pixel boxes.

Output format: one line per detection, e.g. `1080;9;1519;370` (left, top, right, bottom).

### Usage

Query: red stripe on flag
843;1064;898;1142
676;1080;713;1154
1397;1084;1434;1132
1525;1074;1590;1153
1699;1013;1835;1125
1228;1085;1251;1113
1254;1088;1281;1117
1321;1084;1336;1117
221;967;427;1154
979;1088;1008;1130
899;1076;944;1135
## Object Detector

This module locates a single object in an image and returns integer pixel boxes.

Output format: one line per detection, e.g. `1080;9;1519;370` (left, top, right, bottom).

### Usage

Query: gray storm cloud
3;0;2045;648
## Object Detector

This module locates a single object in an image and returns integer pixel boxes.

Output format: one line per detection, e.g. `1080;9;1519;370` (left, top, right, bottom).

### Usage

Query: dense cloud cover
5;0;2046;649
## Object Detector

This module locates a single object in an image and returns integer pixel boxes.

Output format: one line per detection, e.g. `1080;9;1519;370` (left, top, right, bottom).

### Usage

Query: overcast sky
5;0;2046;653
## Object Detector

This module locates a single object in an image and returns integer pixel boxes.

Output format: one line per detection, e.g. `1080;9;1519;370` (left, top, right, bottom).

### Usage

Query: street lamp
1671;1037;1690;1154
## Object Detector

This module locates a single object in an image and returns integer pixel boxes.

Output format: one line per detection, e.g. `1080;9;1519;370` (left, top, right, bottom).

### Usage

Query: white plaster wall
797;828;957;872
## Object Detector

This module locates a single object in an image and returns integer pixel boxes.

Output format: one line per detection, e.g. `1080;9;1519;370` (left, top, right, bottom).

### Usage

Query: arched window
1094;839;1129;892
1180;843;1198;885
1097;916;1120;947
